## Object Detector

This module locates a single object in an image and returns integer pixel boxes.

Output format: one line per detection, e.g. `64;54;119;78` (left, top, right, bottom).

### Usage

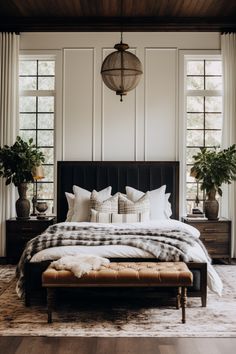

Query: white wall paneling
145;48;177;160
20;32;221;164
63;48;95;160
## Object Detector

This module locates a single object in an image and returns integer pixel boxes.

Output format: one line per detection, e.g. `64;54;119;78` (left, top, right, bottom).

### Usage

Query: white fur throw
49;254;110;278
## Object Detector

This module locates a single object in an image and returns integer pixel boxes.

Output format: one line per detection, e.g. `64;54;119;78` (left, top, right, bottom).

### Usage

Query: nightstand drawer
6;217;55;264
200;233;229;243
195;222;230;234
6;221;51;233
200;232;230;257
8;233;38;242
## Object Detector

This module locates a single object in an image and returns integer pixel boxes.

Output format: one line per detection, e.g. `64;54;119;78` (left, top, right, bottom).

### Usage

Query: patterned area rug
0;265;235;337
0;265;15;295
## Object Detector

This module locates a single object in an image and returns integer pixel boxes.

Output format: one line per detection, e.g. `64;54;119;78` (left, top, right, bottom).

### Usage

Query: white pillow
71;185;112;222
65;192;75;222
119;192;150;215
126;185;166;220
165;193;172;218
90;209;149;223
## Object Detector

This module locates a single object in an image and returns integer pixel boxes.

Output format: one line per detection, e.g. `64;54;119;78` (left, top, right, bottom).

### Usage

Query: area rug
0;265;235;337
0;265;15;295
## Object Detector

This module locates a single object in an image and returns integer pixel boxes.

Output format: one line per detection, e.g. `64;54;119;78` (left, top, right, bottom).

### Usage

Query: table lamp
31;165;45;216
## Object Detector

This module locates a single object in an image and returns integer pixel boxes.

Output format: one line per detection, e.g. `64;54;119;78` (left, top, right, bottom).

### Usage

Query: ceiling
0;0;235;32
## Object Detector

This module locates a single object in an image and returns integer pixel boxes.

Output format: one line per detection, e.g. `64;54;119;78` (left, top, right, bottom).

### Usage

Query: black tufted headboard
57;161;179;222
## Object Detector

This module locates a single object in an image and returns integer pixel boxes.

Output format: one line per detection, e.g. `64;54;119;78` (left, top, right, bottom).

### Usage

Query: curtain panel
221;33;236;258
0;32;19;257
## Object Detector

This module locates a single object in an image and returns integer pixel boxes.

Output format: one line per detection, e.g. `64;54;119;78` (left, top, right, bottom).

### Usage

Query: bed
19;161;222;306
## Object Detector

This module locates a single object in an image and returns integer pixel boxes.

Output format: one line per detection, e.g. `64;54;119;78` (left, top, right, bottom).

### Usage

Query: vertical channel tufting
95;166;99;191
57;161;179;222
117;166;120;194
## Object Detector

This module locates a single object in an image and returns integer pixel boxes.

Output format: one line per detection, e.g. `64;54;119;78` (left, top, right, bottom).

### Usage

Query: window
19;58;55;214
185;57;222;213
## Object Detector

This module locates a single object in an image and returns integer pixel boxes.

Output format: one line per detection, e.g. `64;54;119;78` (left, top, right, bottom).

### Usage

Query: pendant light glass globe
101;41;143;101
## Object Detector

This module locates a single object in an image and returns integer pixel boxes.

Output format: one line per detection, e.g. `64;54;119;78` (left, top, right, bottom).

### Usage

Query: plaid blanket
16;223;208;297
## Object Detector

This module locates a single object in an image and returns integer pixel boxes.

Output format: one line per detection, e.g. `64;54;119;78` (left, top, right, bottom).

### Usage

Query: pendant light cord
120;0;123;44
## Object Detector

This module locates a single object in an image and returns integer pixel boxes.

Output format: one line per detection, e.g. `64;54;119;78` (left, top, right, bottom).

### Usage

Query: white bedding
30;220;223;295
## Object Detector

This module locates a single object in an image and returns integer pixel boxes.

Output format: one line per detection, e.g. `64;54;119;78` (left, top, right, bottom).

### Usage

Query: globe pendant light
101;33;143;102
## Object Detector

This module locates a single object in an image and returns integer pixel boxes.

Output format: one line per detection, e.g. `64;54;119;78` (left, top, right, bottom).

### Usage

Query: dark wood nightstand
182;217;231;263
6;216;56;264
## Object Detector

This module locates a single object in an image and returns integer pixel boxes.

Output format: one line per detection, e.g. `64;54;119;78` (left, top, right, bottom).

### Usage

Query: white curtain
221;33;236;258
0;33;19;257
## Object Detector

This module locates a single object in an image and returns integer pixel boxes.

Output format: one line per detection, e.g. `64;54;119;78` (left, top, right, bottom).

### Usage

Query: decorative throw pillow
90;209;112;223
90;191;118;214
112;211;149;223
126;185;166;220
65;192;75;222
118;192;150;215
90;209;149;223
71;185;112;222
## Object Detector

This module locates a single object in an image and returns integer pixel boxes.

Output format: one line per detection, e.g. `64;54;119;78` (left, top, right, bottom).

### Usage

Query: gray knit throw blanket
15;223;208;297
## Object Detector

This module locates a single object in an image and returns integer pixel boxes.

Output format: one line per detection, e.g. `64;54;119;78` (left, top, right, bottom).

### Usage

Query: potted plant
190;144;236;220
0;136;45;219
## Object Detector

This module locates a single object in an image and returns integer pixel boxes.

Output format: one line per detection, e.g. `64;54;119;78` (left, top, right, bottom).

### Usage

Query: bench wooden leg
176;287;181;309
47;288;54;324
181;286;187;324
201;294;207;307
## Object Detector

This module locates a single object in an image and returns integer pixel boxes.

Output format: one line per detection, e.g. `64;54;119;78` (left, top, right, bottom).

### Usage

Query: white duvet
31;219;223;295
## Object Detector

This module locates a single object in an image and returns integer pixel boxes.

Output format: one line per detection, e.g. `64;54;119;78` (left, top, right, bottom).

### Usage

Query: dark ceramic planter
204;190;219;220
15;183;30;219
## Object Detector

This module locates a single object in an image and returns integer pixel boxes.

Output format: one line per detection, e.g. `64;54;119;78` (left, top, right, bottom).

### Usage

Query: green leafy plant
0;136;45;186
190;144;236;196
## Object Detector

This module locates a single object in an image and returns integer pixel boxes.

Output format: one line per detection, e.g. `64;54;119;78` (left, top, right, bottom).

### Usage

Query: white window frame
178;50;222;217
19;51;63;214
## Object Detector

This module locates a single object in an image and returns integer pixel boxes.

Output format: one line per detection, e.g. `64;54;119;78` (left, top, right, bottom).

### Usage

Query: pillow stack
126;185;172;219
65;184;172;224
66;186;112;222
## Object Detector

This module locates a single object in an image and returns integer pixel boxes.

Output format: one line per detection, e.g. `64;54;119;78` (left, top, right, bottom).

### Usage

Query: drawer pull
21;227;33;231
203;228;217;232
203;238;216;242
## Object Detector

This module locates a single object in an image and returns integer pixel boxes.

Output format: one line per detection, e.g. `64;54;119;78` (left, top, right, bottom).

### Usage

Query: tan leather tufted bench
42;261;193;324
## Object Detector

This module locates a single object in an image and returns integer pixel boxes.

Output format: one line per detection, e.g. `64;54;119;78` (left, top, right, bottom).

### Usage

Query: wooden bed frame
24;161;207;307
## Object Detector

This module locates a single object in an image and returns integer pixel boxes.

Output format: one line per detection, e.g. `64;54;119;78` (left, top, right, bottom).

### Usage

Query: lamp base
37;215;48;220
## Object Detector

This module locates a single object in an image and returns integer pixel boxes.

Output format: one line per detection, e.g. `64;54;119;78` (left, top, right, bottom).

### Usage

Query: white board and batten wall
20;32;220;217
20;32;220;162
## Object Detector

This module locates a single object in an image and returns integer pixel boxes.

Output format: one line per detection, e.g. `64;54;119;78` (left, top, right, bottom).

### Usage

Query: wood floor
0;337;235;354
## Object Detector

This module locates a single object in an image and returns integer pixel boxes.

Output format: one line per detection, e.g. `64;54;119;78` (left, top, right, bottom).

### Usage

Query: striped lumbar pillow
90;209;149;223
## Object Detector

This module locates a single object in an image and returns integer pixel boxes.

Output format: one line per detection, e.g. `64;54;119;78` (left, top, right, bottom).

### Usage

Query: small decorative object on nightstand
6;216;56;264
182;217;231;263
36;201;48;219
